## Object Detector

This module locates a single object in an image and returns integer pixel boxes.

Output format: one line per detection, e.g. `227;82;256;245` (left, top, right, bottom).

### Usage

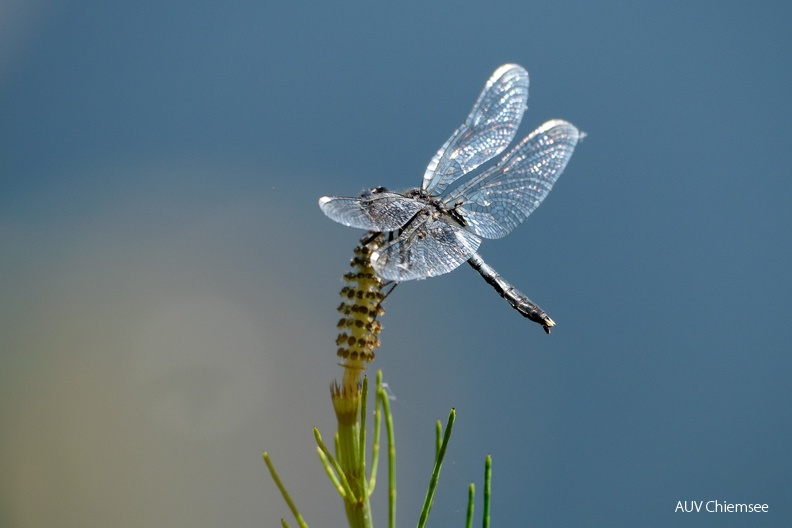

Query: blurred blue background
2;1;791;526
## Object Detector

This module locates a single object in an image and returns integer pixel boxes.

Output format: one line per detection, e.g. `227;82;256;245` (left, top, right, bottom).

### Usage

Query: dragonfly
319;64;582;333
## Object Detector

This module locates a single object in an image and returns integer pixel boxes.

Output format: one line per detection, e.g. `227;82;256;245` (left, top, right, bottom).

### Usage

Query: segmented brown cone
334;234;385;398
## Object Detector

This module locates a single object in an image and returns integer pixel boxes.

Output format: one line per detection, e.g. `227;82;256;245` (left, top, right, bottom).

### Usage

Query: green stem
435;420;442;461
368;371;384;495
262;452;309;528
359;377;368;475
316;447;346;498
336;414;372;528
466;483;475;528
379;384;397;528
483;454;492;528
314;428;354;500
417;408;456;528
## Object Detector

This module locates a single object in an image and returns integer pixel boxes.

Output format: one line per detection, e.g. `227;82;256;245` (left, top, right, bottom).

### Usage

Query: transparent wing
371;213;481;281
422;64;529;196
444;120;581;239
318;190;424;231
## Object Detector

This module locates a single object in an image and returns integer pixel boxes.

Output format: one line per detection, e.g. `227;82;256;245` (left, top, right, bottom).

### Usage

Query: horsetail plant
263;234;496;527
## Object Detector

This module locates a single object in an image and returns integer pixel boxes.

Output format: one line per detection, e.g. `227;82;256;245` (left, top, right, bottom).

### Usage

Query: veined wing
445;120;581;239
371;212;481;281
422;64;529;196
319;190;424;231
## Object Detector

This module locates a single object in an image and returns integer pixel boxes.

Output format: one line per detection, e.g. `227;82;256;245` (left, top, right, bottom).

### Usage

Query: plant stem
262;452;309;528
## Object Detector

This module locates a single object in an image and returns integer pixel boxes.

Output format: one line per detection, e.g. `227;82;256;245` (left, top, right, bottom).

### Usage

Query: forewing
318;192;424;231
422;64;529;196
445;120;581;239
371;214;481;282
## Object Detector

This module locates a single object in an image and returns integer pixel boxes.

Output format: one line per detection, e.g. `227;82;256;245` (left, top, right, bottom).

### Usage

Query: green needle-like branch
359;376;368;474
314;428;355;500
466;483;475;528
368;371;384;495
262;452;309;528
434;420;442;462
483;455;492;528
317;447;346;498
378;382;397;528
417;408;456;528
